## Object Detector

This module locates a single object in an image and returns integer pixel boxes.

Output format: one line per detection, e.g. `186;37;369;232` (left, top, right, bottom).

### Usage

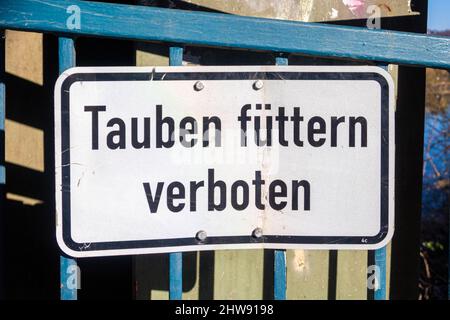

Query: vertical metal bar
59;38;75;75
274;55;288;301
168;46;183;301
274;250;286;300
374;62;388;301
59;37;78;301
275;56;288;66
374;247;387;300
169;46;183;67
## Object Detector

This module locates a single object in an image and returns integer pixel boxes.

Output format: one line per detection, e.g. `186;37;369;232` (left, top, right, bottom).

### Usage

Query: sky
428;0;450;30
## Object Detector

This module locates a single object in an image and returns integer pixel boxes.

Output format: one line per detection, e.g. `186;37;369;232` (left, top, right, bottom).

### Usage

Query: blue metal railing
58;37;78;300
1;0;449;301
168;46;184;301
273;56;288;301
374;63;389;301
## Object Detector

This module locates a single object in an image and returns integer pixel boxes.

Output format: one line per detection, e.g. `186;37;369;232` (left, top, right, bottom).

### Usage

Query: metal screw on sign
252;228;263;238
194;81;204;91
196;230;207;242
253;80;263;90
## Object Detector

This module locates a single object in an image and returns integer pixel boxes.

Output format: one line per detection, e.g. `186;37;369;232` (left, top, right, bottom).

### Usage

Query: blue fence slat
169;253;183;300
274;250;287;300
374;247;387;300
168;46;183;301
59;37;75;74
1;0;449;69
373;63;388;300
59;37;78;301
169;47;183;67
274;55;288;301
60;256;77;300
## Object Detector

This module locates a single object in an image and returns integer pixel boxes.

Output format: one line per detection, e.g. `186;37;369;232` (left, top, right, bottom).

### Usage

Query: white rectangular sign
55;66;395;257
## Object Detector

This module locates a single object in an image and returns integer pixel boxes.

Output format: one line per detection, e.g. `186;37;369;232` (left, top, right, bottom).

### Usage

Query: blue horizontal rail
0;0;449;69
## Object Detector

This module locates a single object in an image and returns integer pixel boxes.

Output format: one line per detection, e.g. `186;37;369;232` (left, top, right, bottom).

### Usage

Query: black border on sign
59;71;390;253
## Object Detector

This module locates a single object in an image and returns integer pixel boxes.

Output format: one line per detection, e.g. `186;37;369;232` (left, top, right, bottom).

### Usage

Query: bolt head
194;81;204;91
252;228;263;238
253;80;263;90
196;230;207;242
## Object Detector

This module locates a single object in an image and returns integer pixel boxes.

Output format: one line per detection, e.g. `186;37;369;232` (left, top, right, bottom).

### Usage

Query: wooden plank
183;0;418;22
214;250;264;299
5;30;43;85
336;251;368;300
1;0;449;68
286;250;329;300
5;120;44;172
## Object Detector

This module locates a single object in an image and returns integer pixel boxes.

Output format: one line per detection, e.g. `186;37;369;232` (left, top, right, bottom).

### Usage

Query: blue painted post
374;63;388;301
374;247;387;300
59;37;78;301
274;55;288;301
168;46;183;301
274;250;287;300
169;46;183;68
